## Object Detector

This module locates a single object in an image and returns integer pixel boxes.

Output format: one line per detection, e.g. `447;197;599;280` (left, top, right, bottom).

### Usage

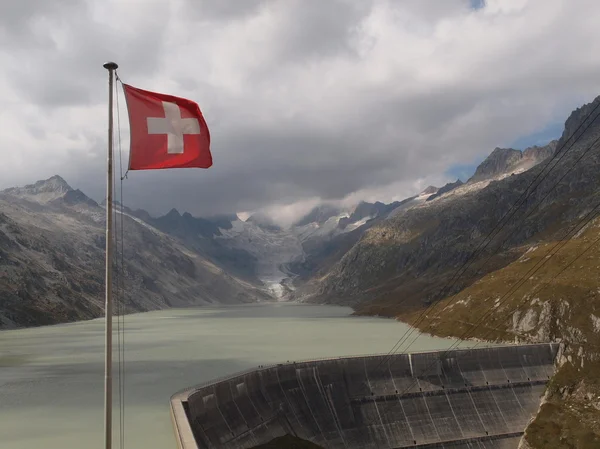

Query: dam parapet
170;343;559;449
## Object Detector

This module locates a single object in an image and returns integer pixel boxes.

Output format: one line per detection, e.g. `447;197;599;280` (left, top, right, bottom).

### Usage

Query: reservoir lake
0;302;485;448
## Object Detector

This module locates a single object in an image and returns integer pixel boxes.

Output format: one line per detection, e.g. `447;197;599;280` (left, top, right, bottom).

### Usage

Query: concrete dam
170;343;559;449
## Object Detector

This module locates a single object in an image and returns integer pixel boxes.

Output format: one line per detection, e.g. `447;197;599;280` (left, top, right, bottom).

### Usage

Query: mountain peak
294;204;341;227
166;208;181;218
468;148;523;183
420;185;438;195
30;175;72;193
560;95;600;145
1;175;74;203
467;139;556;185
426;179;463;201
522;140;557;161
46;174;70;185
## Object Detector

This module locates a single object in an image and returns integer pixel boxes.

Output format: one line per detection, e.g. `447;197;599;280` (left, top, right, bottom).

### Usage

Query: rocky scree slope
0;176;269;329
468;142;557;183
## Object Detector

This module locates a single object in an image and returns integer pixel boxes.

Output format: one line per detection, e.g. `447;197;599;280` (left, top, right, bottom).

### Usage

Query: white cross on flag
122;84;212;170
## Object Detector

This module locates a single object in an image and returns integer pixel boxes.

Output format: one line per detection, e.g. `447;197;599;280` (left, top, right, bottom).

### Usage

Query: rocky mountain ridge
301;119;583;312
468;142;558;183
0;171;399;328
281;133;562;300
283;134;562;310
426;179;464;201
0;177;270;329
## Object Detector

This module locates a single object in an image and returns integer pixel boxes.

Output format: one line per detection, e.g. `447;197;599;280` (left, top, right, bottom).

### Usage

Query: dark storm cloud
2;0;600;223
63;118;398;217
0;0;82;36
3;0;170;108
184;0;270;21
270;0;372;61
90;83;523;217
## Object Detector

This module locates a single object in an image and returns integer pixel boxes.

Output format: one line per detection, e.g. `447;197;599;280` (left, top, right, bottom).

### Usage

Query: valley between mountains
3;96;600;447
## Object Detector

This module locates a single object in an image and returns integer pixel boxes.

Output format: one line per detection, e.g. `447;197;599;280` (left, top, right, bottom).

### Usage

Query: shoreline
0;300;356;333
0;301;505;352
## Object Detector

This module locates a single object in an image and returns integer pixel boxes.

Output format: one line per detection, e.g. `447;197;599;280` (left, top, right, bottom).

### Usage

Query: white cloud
1;0;599;221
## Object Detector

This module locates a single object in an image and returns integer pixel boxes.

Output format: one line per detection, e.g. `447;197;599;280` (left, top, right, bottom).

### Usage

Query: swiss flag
122;84;212;170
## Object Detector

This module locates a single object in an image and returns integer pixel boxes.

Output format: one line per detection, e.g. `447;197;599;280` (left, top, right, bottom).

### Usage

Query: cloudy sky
1;0;600;225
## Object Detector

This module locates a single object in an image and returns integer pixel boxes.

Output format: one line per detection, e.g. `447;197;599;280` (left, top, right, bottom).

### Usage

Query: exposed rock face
468;141;558;183
426;179;463;201
0;178;269;329
469;148;524;182
420;185;438;195
523;141;557;163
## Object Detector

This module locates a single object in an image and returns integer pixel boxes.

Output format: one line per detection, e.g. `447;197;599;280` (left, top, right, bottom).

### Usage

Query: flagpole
103;61;118;449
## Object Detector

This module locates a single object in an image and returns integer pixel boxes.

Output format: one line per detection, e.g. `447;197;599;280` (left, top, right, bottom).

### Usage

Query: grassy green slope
400;218;600;448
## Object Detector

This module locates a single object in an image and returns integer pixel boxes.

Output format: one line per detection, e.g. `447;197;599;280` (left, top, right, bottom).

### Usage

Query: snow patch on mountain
403;163;538;212
388;193;431;218
343;216;372;231
216;219;304;299
292;212;350;242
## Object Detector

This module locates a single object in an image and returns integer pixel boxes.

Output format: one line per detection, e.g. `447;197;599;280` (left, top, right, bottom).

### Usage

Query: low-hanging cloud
1;0;600;224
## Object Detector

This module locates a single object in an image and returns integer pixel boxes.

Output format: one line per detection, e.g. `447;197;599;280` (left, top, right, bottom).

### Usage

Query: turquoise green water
0;302;480;448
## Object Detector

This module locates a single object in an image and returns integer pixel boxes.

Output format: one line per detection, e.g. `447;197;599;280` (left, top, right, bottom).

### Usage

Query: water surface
0;302;482;448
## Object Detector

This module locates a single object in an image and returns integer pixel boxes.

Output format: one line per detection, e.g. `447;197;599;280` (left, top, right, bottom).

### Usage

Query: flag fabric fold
122;84;212;170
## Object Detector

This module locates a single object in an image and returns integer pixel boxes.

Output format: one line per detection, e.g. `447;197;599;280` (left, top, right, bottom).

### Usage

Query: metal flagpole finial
103;61;119;71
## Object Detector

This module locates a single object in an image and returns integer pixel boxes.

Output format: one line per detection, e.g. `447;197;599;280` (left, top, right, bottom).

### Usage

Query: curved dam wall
170;343;559;449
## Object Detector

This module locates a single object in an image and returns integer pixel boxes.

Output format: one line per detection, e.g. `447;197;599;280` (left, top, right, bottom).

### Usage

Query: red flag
122;84;212;170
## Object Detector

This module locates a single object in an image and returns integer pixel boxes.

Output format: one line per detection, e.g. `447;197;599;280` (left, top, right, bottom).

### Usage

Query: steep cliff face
309;96;600;317
0;178;269;329
470;148;524;182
